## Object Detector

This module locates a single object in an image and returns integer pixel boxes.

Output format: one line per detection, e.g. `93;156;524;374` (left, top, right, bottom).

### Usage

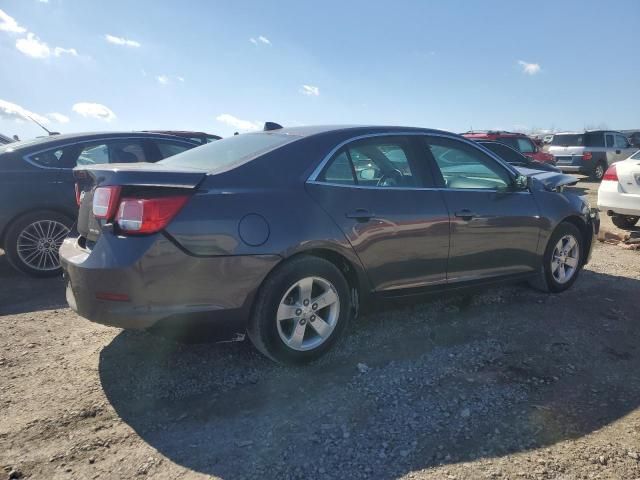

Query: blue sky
1;0;639;140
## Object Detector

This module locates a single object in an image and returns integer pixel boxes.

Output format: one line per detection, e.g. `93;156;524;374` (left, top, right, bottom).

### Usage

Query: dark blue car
0;132;199;277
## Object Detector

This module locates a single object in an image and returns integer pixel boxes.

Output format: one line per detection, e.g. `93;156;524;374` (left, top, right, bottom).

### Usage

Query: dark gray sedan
60;125;599;364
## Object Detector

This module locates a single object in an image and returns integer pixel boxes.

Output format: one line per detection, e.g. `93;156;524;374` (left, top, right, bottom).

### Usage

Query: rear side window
605;134;614;148
516;138;535;153
159;132;296;172
319;137;421;188
155;141;194;159
28;148;66;168
480;142;527;164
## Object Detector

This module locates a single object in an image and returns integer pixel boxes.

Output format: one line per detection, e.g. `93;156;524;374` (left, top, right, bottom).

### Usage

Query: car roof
144;130;222;139
0;131;200;152
257;124;454;138
462;130;526;138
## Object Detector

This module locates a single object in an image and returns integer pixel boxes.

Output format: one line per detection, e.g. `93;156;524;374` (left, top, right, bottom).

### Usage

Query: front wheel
530;222;584;293
4;211;73;277
247;256;351;364
611;214;639;229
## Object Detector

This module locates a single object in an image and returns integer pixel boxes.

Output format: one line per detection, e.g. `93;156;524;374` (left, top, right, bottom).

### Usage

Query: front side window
615;135;629;148
319;137;419;188
427;137;511;190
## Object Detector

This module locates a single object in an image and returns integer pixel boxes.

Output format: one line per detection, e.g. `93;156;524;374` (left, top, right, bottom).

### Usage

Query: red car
463;131;555;164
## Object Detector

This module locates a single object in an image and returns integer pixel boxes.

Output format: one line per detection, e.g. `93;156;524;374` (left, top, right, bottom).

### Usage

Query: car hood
515;166;578;191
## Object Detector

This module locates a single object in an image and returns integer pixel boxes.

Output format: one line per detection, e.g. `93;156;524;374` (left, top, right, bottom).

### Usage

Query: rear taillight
582;152;593;161
603;164;618;181
116;195;189;234
92;186;122;219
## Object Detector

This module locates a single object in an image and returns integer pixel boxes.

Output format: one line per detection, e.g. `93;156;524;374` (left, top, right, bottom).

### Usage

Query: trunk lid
616;158;640;195
75;163;206;242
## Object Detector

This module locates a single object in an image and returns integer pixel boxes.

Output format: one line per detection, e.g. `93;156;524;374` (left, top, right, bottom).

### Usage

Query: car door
614;134;636;163
306;135;450;293
423;135;541;283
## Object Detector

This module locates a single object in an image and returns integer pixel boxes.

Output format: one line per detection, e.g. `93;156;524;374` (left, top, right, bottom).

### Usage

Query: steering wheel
377;168;403;187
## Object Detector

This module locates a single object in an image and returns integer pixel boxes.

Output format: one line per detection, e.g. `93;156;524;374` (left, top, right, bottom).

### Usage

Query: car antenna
264;122;283;131
26;115;60;136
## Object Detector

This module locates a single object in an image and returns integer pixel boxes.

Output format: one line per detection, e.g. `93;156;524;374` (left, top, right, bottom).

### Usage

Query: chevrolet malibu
60;125;599;364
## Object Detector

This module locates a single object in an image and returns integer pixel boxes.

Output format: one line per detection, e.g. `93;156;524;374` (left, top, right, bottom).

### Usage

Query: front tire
530;222;584;293
611;214;639;229
4;211;73;278
247;256;351;364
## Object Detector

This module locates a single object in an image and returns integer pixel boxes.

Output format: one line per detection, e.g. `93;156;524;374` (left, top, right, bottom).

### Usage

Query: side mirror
515;174;530;190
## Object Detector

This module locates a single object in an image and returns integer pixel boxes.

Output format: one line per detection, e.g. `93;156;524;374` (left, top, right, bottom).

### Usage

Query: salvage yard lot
1;179;639;480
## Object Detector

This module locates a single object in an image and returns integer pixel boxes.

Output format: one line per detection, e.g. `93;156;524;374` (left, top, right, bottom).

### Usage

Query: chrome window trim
306;130;521;187
306;180;531;194
22;135;196;171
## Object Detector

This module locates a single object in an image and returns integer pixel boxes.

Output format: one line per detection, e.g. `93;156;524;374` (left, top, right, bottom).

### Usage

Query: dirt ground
1;178;639;480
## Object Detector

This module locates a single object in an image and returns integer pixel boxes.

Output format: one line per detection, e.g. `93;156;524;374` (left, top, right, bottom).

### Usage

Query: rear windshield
159;132;297;172
551;133;604;147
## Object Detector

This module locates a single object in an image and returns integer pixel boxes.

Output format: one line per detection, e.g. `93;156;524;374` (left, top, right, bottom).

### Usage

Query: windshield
159;132;298;172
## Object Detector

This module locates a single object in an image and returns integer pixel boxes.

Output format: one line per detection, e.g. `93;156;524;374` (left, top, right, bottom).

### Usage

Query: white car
597;151;640;229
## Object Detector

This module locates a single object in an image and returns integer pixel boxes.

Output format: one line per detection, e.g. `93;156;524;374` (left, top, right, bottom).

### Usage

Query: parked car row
57;124;599;364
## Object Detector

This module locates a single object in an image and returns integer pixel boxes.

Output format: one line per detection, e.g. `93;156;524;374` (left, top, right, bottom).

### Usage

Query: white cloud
105;34;140;48
301;84;320;96
38;0;49;3
177;76;185;82
0;98;49;125
157;75;169;85
249;37;257;45
216;114;261;132
72;102;116;122
518;60;541;75
0;9;26;33
47;112;70;124
54;46;77;57
16;33;50;58
258;35;271;45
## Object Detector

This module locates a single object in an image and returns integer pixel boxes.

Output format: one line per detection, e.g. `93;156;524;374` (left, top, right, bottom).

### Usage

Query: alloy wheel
276;276;340;351
16;220;70;272
551;234;580;284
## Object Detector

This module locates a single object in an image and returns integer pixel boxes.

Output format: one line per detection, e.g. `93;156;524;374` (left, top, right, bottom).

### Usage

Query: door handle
346;209;374;222
455;210;478;221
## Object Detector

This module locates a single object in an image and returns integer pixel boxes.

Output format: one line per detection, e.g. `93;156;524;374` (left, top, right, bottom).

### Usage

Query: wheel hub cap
551;234;580;284
276;276;340;352
17;220;70;271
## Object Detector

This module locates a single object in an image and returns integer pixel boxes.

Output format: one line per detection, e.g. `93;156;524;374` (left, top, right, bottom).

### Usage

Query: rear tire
611;214;639;229
247;255;351;364
4;211;73;278
529;222;584;293
590;161;606;181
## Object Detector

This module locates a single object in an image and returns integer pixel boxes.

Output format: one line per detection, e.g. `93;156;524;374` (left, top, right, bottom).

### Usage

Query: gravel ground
1;178;639;480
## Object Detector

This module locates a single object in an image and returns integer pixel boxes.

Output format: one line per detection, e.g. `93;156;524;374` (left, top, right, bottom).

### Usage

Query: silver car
549;130;637;181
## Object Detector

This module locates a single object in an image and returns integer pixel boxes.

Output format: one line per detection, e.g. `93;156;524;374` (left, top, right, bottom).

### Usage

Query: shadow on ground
0;253;67;315
99;269;639;479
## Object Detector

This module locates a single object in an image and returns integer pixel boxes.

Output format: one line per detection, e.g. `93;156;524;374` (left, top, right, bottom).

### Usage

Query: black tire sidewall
592;162;606;181
543;222;583;293
611;215;639;229
4;210;73;278
249;256;351;364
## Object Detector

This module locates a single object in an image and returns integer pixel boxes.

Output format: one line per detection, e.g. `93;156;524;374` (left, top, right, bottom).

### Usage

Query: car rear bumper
597;186;640;216
60;233;281;336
